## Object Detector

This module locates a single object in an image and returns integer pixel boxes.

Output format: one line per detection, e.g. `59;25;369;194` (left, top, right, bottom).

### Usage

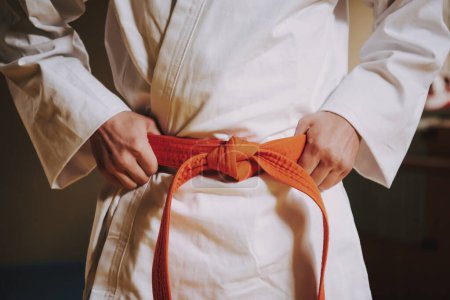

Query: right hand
89;111;161;189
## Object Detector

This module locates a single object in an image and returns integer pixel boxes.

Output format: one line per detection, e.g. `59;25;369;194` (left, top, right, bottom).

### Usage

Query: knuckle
308;140;320;154
296;118;306;128
138;177;149;186
147;118;156;128
149;162;158;175
342;164;353;175
135;173;149;185
321;155;333;166
320;149;335;164
124;181;137;190
333;159;346;171
133;144;143;154
319;182;332;191
130;138;144;152
341;165;352;175
112;156;128;171
134;145;149;158
338;159;352;172
311;174;321;184
313;138;326;151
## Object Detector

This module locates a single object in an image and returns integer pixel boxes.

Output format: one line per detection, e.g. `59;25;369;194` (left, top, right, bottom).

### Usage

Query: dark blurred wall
0;0;112;265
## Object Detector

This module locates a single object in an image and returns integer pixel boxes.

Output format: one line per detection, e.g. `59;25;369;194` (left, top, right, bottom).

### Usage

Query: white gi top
1;0;449;299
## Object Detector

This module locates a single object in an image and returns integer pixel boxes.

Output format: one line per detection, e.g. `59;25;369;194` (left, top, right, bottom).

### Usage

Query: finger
145;116;162;135
318;170;345;191
297;143;320;175
136;143;158;176
92;136;123;188
117;154;150;186
295;117;312;135
113;171;138;190
97;140;138;190
109;151;150;186
99;170;123;188
114;171;138;189
310;162;332;186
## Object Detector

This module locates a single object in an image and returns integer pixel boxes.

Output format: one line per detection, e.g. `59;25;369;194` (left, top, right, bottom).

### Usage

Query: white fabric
1;0;449;299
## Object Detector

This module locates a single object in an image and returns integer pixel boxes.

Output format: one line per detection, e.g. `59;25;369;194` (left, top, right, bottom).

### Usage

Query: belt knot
206;136;259;181
148;133;328;300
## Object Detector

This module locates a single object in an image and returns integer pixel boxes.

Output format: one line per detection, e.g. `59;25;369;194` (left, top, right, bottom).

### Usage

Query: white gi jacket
1;0;449;299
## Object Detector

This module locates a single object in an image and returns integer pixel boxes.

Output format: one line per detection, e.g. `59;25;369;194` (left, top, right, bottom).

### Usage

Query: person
1;0;449;299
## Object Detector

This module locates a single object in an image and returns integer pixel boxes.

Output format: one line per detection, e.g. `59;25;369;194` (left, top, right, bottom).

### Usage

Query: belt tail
254;150;328;300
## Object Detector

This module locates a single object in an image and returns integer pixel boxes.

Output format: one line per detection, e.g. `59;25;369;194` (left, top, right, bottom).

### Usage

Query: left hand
295;111;361;190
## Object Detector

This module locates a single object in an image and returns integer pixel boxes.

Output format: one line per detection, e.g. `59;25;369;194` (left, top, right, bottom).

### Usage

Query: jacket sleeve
0;0;131;189
320;0;450;188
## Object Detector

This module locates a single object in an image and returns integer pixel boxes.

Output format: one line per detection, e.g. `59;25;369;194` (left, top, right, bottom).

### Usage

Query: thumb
295;116;311;136
144;116;162;135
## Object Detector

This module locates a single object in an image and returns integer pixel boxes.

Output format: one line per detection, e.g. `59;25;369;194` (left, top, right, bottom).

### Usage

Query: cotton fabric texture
1;0;449;299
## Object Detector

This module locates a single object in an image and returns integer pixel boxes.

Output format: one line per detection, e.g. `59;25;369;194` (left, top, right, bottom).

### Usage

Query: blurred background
0;1;449;299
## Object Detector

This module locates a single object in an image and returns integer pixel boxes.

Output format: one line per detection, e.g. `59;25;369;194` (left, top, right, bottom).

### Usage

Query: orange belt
147;133;329;300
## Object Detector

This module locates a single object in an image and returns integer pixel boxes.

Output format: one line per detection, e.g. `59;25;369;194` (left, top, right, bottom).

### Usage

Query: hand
295;111;361;190
89;111;160;189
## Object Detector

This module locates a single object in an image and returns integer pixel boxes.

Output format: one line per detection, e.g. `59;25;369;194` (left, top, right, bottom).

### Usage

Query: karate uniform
1;0;449;299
